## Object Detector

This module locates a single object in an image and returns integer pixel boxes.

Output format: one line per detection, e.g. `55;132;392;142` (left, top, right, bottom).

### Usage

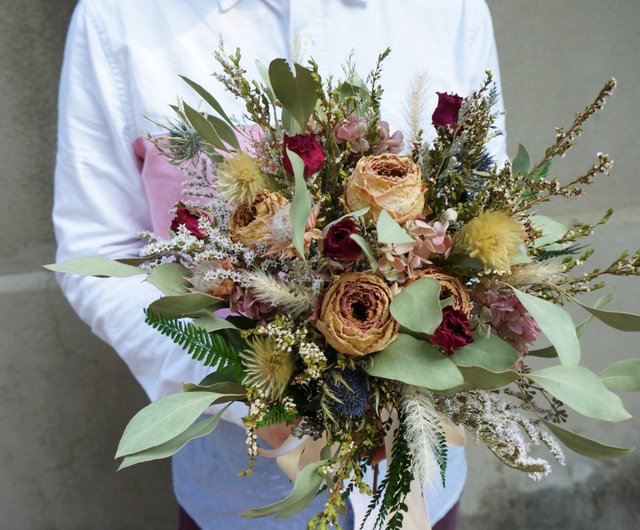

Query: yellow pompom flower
215;153;266;205
240;337;295;399
456;210;526;271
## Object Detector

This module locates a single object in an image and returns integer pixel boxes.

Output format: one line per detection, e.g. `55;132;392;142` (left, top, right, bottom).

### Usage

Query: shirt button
300;35;312;50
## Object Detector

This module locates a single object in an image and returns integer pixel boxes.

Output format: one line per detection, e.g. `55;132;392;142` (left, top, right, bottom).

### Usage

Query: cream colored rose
228;191;288;247
344;154;427;224
315;272;398;357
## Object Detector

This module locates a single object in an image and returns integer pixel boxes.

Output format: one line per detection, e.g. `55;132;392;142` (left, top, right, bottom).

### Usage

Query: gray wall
1;1;638;529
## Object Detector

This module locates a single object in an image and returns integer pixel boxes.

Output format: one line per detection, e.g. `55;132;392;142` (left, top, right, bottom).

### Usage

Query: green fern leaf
144;309;245;381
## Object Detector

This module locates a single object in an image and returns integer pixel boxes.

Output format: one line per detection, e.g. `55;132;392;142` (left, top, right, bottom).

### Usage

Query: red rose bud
429;306;474;355
170;204;209;240
283;133;326;178
323;218;362;261
432;92;463;129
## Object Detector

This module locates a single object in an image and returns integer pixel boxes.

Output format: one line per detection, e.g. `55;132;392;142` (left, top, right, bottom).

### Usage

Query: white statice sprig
435;390;565;481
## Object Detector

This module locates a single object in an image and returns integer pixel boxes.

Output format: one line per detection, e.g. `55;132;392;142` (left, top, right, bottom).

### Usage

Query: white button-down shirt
54;1;506;528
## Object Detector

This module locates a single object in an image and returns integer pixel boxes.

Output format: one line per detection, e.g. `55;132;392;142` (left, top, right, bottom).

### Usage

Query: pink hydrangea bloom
474;285;541;356
375;121;404;154
335;113;370;152
378;219;453;283
230;285;275;322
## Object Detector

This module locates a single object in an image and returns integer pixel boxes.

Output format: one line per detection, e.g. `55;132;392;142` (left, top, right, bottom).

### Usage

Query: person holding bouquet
53;1;507;528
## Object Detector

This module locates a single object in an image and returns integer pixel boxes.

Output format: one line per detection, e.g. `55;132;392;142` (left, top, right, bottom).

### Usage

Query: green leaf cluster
144;309;245;381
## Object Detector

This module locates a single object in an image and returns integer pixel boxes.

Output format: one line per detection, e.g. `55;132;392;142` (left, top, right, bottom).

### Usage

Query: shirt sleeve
52;1;246;425
468;0;508;164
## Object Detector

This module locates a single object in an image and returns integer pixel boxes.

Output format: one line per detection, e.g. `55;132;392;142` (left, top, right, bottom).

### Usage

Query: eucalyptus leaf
512;144;531;176
149;293;223;318
510;287;580;366
44;257;143;278
179;75;234;126
192;311;238;332
207;115;240;150
390;278;442;334
599;359;640;391
241;459;327;518
321;207;370;236
183;380;247;396
457;366;520;390
452;333;519;372
256;60;277;102
572;296;640;332
116;391;233;458
528;365;632;422
530;215;569;248
376;209;415;244
349;234;378;272
268;59;320;132
288;149;312;258
118;406;229;470
183;102;229;152
147;263;190;296
528;292;613;358
541;420;634;460
366;334;464;391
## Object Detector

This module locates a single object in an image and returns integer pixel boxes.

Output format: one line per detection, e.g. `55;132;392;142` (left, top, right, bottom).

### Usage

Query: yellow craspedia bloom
240;337;295;399
215;152;266;204
456;210;526;271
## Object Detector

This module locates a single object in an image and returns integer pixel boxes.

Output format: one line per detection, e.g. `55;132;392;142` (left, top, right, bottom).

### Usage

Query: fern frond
401;385;447;488
361;416;414;530
255;403;299;428
245;271;315;317
144;309;244;380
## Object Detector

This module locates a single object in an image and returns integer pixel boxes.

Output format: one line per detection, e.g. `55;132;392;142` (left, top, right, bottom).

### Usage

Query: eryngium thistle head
326;369;370;419
240;337;295;400
153;119;203;164
472;151;495;173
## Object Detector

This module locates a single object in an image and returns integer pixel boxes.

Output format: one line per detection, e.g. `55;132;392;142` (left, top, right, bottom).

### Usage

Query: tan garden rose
315;272;398;357
344;154;427;224
228;191;288;247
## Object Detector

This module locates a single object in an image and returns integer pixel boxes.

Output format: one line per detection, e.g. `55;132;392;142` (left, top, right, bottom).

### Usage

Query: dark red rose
170;204;209;240
432;92;463;129
283;133;326;178
429;306;474;355
323;218;362;260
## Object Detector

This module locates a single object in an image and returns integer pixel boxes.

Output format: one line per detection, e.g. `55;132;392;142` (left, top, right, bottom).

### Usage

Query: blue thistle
327;369;370;419
472;151;495;173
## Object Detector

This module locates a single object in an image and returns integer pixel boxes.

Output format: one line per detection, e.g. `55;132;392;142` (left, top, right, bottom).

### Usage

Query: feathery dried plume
503;261;565;288
405;73;428;149
245;270;316;317
401;385;447;487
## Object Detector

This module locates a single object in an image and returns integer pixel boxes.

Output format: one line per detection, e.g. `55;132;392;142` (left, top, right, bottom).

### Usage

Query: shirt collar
219;0;369;13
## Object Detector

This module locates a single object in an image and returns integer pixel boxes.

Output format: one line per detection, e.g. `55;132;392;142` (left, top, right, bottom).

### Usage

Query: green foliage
528;365;631;422
367;334;464;391
435;429;448;488
288;149;312;258
363;420;414;530
389;278;442;334
44;256;143;278
256;403;299;428
144;309;244;380
241;459;328;518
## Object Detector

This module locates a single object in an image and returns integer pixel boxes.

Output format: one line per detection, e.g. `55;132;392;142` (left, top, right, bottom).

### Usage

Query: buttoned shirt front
54;1;507;528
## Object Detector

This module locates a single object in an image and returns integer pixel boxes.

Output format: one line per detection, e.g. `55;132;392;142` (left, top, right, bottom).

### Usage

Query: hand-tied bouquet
49;47;640;530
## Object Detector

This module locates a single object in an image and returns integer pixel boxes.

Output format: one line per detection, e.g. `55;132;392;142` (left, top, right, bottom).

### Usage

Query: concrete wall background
0;1;638;529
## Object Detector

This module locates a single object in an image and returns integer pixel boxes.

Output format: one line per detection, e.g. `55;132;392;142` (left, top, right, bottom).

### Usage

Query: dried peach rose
315;272;398;357
344;154;427;224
